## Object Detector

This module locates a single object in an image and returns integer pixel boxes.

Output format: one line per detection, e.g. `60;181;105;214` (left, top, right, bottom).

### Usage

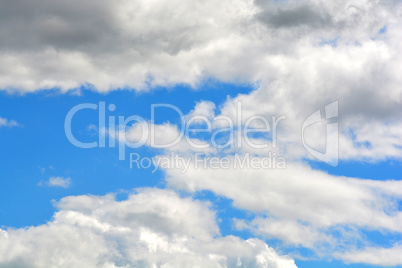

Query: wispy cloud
0;116;19;128
40;177;72;188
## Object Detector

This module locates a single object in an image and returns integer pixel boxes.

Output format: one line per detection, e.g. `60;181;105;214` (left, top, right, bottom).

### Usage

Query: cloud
113;93;402;163
338;244;402;266
186;101;216;120
160;155;402;261
0;0;258;92
41;176;72;188
255;3;333;29
0;0;400;95
115;122;216;156
0;116;19;128
0;188;296;268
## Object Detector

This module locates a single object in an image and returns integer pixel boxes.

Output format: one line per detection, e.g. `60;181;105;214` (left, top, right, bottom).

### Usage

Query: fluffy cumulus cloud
0;0;258;92
0;188;296;268
1;0;400;96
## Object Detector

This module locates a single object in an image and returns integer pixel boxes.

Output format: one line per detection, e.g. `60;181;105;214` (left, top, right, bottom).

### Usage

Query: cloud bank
0;188;296;268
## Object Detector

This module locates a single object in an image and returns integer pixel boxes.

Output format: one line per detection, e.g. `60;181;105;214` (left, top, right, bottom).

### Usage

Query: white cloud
0;0;400;97
186;101;216;121
0;116;19;128
0;0;258;92
234;217;331;249
160;155;402;261
339;244;402;267
43;176;72;188
0;188;296;268
214;40;402;162
115;122;216;155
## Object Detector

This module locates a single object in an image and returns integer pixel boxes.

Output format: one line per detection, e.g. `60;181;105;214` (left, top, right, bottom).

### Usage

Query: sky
1;0;402;267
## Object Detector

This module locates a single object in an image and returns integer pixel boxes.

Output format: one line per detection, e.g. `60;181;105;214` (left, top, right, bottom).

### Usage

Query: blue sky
0;83;252;228
1;0;402;267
